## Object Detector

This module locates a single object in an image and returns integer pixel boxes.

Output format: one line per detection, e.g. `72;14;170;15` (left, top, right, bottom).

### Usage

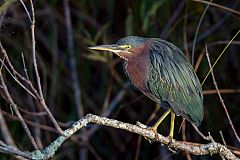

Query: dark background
0;0;240;159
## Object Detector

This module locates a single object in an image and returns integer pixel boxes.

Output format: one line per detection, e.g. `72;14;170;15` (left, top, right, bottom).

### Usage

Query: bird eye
120;44;132;50
125;45;132;50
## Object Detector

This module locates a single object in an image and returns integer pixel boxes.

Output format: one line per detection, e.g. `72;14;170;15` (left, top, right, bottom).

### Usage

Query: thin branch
0;108;16;147
193;0;240;17
27;0;63;134
201;29;240;86
63;1;86;158
181;122;192;160
191;0;212;65
63;0;84;118
0;40;62;133
208;41;240;46
0;114;238;159
203;89;240;95
1;110;58;133
38;100;63;134
0;42;38;99
29;0;43;99
21;52;30;80
0;109;25;160
192;124;214;141
205;45;240;144
78;82;130;148
220;131;227;147
0;72;39;150
18;0;32;23
134;103;161;160
0;142;31;159
194;48;205;72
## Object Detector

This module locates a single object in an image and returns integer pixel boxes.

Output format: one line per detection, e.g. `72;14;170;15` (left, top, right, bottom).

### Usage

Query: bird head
89;36;147;61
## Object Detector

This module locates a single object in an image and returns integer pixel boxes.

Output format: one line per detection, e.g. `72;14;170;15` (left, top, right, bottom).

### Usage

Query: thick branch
0;114;238;159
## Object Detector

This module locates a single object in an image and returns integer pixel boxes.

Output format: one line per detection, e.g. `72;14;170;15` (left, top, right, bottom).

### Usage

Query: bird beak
89;44;123;53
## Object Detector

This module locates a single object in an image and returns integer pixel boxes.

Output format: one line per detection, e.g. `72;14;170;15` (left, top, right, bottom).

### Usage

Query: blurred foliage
0;0;240;159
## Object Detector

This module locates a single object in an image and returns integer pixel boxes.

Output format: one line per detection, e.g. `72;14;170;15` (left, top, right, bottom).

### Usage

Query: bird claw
136;122;157;143
149;127;158;135
141;126;159;143
148;126;160;141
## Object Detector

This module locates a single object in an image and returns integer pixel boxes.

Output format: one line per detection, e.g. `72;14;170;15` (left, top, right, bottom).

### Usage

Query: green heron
89;36;203;138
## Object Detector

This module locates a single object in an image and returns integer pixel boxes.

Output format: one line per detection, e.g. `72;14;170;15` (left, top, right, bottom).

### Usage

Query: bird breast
124;49;150;93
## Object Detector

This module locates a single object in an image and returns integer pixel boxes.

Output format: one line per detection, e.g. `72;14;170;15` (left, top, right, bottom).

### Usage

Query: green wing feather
147;39;203;126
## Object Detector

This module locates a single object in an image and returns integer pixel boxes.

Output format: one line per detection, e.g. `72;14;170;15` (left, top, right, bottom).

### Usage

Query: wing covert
147;39;203;126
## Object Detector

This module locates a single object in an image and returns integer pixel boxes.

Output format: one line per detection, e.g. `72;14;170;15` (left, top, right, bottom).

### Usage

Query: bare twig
18;0;32;23
1;110;58;133
0;141;31;159
134;135;142;160
194;48;205;72
0;114;238;159
79;82;130;142
181;122;192;160
29;0;43;99
63;0;86;158
1;40;62;134
0;42;37;99
0;108;16;147
193;0;240;16
21;52;30;80
134;103;161;160
39;100;63;133
0;109;25;160
201;29;240;86
192;124;214;141
203;89;240;95
19;0;63;133
63;0;84;118
0;72;39;149
205;45;240;144
17;107;47;117
191;0;212;65
208;41;240;46
220;131;227;146
103;82;130;116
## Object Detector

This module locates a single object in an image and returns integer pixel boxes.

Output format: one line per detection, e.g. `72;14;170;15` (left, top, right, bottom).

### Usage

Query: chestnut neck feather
123;40;152;92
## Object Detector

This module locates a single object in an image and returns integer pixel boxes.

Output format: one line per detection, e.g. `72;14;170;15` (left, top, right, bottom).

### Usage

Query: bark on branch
0;114;238;160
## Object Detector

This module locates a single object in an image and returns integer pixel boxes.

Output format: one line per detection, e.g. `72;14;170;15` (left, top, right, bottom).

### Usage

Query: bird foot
136;122;155;143
149;126;158;135
147;126;160;142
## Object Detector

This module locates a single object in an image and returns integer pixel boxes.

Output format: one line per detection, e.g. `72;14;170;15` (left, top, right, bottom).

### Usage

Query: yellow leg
169;111;175;138
152;108;171;131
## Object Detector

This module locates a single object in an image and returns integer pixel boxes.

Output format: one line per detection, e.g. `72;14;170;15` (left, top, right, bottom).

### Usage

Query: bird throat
124;52;150;92
114;51;131;61
123;40;153;92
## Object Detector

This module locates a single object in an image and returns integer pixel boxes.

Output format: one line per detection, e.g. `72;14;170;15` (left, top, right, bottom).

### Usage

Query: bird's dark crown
116;36;147;47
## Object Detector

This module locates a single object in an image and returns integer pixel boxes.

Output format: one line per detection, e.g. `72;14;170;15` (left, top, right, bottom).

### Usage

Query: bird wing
146;39;203;126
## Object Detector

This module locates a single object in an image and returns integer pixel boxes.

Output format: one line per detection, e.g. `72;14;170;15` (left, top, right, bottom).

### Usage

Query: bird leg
169;111;175;139
150;108;171;132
